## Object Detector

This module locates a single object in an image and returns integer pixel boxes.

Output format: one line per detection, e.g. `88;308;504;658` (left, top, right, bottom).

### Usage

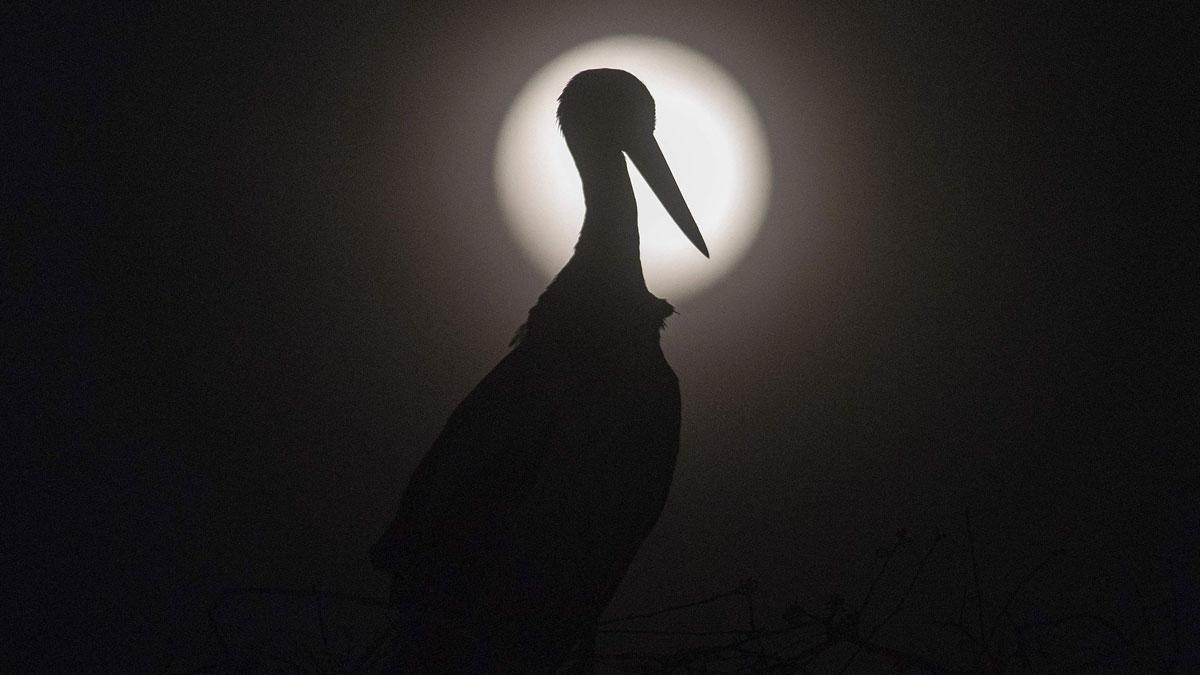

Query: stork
371;68;708;672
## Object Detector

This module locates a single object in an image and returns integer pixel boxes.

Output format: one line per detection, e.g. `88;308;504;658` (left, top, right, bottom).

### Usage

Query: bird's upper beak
626;134;709;258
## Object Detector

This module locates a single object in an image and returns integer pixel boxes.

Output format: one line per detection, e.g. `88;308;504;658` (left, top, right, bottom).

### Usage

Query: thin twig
966;508;986;660
600;588;741;626
600;627;759;637
861;540;899;616
987;548;1069;648
869;534;948;640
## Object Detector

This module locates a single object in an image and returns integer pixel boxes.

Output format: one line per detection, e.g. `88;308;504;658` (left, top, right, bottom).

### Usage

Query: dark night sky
9;1;1198;670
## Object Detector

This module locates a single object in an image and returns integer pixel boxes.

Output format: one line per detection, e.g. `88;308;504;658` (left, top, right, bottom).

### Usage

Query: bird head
557;69;709;258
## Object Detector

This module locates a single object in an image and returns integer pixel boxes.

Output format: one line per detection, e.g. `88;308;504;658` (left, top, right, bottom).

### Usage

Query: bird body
372;69;707;672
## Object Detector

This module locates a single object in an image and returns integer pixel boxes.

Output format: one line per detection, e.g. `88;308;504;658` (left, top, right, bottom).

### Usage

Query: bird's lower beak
626;135;709;258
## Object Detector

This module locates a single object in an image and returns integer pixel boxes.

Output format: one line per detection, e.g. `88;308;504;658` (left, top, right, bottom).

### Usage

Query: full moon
495;35;771;300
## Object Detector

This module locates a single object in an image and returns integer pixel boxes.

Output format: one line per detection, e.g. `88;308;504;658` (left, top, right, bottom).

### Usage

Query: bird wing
371;346;557;574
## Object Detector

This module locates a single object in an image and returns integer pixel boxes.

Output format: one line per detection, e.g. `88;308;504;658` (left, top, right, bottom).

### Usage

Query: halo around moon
495;35;771;300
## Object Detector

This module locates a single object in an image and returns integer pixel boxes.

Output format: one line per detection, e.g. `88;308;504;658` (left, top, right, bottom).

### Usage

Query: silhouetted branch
966;507;986;662
201;524;1181;673
870;533;948;639
599;587;743;627
987;547;1070;648
599;627;758;637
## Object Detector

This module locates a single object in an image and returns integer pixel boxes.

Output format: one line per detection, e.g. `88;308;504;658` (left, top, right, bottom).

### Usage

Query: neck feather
565;140;645;291
511;136;667;347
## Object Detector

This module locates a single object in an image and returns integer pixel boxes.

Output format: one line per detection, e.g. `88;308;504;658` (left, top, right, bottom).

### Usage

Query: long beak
626;135;709;258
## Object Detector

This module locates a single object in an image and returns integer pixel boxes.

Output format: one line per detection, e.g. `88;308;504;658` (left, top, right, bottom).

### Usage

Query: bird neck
512;140;671;349
566;142;647;292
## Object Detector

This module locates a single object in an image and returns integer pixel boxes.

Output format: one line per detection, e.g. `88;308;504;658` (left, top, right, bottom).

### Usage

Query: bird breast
521;344;680;533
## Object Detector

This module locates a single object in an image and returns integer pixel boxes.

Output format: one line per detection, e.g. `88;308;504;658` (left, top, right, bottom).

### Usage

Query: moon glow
495;35;771;300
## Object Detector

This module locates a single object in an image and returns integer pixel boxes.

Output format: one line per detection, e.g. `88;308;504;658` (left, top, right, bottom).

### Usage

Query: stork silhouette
372;69;708;672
